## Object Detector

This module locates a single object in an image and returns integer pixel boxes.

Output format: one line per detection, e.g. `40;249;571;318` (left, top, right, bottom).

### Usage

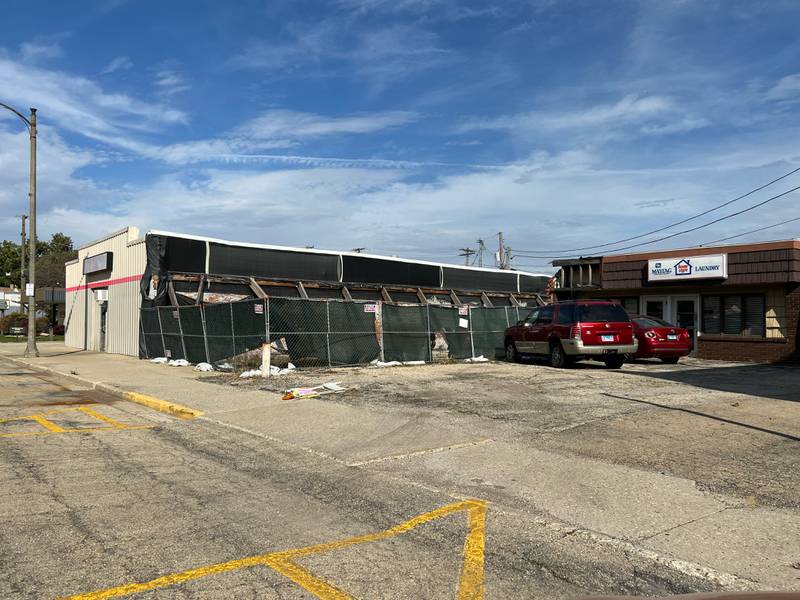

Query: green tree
36;233;77;288
0;232;76;289
0;240;22;289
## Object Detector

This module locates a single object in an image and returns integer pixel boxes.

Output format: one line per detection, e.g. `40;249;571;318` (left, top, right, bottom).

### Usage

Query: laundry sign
647;254;727;281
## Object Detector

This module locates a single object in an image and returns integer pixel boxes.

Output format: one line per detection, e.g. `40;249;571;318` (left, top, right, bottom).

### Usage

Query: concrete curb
1;355;203;420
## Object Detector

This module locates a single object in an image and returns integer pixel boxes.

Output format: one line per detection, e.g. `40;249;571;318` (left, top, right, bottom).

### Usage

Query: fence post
426;303;432;362
175;306;188;361
325;299;332;367
468;306;476;358
503;306;510;327
377;301;385;362
156;307;167;358
200;304;210;364
229;302;236;358
264;297;272;344
139;311;150;359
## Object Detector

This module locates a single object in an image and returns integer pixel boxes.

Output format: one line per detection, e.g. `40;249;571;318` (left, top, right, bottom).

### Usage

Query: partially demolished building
65;227;551;362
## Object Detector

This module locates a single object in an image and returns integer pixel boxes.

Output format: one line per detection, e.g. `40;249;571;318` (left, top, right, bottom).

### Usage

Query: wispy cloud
765;73;800;102
100;55;133;75
19;42;63;63
229;22;455;93
458;94;677;135
0;53;187;151
153;65;190;96
154;109;419;164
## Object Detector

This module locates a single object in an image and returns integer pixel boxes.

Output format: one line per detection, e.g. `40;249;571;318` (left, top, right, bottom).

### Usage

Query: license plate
602;349;617;354
667;334;678;340
601;334;615;342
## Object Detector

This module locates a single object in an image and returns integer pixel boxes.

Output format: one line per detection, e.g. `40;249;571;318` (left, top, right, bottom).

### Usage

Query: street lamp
1;101;38;357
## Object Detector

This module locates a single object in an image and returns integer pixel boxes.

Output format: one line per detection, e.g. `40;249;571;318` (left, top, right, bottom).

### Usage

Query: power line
513;165;800;255
699;215;800;246
513;185;800;260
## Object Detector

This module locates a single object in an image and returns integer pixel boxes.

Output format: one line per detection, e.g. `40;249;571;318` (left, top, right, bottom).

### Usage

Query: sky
1;0;799;272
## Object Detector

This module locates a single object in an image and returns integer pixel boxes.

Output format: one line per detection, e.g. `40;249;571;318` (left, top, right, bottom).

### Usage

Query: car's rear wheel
505;340;520;363
549;342;570;368
660;356;680;364
603;355;625;369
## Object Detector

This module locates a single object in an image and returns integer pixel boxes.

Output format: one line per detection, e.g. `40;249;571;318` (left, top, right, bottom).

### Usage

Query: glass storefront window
702;294;765;336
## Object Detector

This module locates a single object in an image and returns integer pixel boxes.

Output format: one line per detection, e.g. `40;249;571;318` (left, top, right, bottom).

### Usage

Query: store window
605;297;639;315
702;294;765;336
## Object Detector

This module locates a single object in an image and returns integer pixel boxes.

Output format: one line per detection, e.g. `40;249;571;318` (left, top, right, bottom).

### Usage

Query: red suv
504;300;638;369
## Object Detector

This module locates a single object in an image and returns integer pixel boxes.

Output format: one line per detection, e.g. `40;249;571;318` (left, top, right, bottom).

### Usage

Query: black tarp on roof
144;232;550;297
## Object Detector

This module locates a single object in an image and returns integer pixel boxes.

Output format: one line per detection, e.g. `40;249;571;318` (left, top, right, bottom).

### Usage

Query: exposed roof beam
249;277;267;299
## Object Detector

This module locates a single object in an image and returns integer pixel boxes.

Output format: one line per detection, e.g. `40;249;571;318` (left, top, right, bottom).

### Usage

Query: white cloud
229;23;454;92
640;117;710;135
242;109;417;139
19;42;63;63
100;56;133;75
459;94;675;134
154;67;190;96
0;55;187;152
765;73;800;102
153;109;418;164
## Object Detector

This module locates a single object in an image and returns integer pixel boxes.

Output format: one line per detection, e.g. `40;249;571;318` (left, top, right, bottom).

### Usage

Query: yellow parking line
30;415;66;433
59;499;487;600
263;556;354;600
78;406;128;429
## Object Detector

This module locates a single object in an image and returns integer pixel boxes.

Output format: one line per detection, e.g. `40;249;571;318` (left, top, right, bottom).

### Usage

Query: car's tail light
644;331;657;339
570;324;582;340
681;331;690;339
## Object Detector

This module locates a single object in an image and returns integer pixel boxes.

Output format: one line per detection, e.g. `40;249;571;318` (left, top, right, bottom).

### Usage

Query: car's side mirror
516;320;525;327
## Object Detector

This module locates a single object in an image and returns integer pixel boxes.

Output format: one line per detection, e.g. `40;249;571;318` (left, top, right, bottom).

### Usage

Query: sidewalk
2;342;799;590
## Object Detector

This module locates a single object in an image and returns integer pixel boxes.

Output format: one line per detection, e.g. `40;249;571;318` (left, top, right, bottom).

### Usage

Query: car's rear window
633;316;674;328
575;303;630;323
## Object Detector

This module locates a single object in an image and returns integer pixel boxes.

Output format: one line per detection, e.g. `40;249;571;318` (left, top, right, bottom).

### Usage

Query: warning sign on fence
364;304;377;313
458;306;469;316
254;304;264;314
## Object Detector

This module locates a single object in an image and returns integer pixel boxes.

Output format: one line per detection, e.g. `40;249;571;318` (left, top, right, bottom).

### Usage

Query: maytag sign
647;254;727;282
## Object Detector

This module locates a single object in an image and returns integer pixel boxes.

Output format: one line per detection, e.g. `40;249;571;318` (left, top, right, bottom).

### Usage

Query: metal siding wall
64;261;85;350
64;228;146;356
106;239;145;355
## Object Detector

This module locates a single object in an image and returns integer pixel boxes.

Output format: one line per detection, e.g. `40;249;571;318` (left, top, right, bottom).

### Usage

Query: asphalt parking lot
1;346;799;598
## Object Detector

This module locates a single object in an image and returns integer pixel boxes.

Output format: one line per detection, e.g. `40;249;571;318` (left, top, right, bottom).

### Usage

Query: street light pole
0;102;38;357
26;108;37;357
18;214;26;312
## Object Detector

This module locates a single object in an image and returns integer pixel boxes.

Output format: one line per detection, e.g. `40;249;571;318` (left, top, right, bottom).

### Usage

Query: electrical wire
512;165;800;255
512;184;800;260
698;215;800;246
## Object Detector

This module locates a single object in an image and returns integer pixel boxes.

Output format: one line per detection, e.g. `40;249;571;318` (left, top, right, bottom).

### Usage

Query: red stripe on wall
65;274;143;293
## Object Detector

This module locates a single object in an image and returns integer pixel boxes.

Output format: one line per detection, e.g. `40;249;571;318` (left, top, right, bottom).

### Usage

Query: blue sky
1;0;799;271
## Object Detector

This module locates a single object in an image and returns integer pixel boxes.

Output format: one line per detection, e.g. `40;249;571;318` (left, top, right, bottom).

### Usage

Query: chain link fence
140;297;530;368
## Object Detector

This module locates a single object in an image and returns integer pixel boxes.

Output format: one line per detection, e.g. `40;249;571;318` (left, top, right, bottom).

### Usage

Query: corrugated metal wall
64;227;146;356
64;260;84;349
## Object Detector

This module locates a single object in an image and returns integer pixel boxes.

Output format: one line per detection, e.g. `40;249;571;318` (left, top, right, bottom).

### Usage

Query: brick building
552;239;800;363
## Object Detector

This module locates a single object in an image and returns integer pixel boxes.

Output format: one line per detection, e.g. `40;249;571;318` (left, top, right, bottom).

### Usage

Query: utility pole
458;247;475;265
476;239;486;267
19;214;26;312
26;108;38;357
0;102;38;357
496;232;512;270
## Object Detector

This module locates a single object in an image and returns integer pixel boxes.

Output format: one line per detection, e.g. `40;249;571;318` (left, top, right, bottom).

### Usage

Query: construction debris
282;382;347;401
464;355;489;363
194;362;214;372
150;357;169;364
168;359;190;367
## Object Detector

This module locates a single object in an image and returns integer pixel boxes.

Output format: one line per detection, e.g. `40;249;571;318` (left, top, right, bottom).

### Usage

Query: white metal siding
64;227;146;356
